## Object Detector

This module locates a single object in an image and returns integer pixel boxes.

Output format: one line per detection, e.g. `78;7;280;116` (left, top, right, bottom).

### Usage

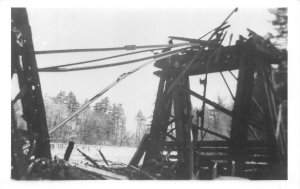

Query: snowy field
51;143;137;165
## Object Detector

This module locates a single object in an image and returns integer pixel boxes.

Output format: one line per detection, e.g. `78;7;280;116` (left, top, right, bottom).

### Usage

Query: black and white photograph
2;0;300;187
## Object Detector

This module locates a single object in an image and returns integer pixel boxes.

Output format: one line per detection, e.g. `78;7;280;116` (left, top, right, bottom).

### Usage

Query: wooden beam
73;163;128;180
128;165;157;180
229;53;255;176
183;88;265;132
154;45;240;76
129;134;150;167
77;149;101;169
169;36;207;44
12;8;51;158
198;127;230;141
64;141;75;161
98;149;109;166
143;76;166;164
173;76;194;179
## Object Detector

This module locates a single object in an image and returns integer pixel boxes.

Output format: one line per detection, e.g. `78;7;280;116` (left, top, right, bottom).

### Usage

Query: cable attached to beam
39;46;191;72
35;42;195;55
38;47;166;71
48;47;189;134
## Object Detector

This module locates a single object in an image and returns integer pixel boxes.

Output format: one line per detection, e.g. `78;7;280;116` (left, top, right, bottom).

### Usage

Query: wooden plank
165;140;270;148
73;164;128;180
198;147;271;154
98;149;109;166
210;161;269;169
77;149;101;169
169;36;207;44
196;154;272;162
128;165;157;180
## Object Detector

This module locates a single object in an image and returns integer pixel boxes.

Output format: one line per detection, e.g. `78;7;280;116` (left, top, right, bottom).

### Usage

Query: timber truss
11;8;287;180
129;17;287;180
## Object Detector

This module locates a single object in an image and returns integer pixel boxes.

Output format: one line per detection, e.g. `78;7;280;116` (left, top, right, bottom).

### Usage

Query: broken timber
11;7;287;180
139;14;286;180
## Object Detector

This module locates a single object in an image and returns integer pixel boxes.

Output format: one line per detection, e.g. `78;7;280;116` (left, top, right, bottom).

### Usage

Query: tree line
43;91;141;146
12;90;151;147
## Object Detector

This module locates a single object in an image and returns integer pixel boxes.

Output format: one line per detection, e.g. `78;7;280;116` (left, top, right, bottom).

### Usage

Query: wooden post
143;75;166;164
64;141;75;161
12;8;51;159
229;53;255;176
174;76;193;179
98;149;110;166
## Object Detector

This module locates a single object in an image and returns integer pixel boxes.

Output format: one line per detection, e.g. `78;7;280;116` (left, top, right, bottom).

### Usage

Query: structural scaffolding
11;8;287;180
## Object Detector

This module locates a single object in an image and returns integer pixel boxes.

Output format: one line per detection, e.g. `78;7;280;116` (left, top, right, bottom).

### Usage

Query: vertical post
12;8;51;159
160;79;174;142
64;141;75;161
174;76;193;179
260;64;282;167
229;54;255;176
143;75;166;165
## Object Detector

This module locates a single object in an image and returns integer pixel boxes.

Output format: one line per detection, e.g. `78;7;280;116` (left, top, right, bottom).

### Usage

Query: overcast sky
11;8;275;133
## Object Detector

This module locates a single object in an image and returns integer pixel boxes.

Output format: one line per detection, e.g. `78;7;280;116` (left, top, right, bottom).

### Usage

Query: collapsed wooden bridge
11;8;287;180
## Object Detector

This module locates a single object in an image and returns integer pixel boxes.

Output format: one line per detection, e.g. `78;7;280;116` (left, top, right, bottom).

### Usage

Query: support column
174;76;194;179
229;53;255;176
143;74;167;165
12;8;51;159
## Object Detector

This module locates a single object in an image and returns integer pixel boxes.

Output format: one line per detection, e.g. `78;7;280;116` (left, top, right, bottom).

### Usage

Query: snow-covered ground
51;143;137;165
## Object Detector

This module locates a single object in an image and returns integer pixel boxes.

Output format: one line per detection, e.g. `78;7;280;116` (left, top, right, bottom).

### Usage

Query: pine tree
54;90;67;104
66;91;80;113
109;103;126;144
268;8;287;101
135;110;146;144
94;97;111;114
268;8;287;48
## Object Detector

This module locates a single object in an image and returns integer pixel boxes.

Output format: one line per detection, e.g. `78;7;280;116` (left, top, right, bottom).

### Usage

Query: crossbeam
181;88;265;132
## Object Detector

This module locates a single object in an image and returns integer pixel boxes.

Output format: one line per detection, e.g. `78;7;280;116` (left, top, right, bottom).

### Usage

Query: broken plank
98;149;109;166
72;163;129;180
77;149;100;168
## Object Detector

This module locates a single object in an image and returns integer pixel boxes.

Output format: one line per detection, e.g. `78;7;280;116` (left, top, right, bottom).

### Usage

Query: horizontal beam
164;140;271;148
198;127;230;141
195;154;271;162
169;36;207;44
154;45;240;75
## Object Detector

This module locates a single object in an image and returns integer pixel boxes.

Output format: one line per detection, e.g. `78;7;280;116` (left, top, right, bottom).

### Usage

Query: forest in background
14;90;232;146
14;91;149;147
